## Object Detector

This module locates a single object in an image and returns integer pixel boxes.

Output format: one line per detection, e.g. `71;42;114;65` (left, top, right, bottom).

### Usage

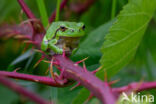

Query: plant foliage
98;0;156;78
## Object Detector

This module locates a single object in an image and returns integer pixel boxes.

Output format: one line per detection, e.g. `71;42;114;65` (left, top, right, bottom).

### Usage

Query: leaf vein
103;44;138;71
104;20;148;48
119;12;150;17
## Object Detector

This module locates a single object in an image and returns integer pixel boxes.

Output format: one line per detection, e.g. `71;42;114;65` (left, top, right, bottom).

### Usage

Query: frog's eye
82;25;85;30
60;26;65;29
60;26;67;32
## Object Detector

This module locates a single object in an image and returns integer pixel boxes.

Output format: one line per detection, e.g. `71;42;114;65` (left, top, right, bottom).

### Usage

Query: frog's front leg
48;39;63;54
41;36;49;51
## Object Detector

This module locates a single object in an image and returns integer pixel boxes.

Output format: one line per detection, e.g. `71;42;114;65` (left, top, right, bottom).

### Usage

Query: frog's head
56;22;85;37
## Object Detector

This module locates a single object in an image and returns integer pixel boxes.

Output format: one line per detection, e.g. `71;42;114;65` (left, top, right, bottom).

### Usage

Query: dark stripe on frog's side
52;28;60;39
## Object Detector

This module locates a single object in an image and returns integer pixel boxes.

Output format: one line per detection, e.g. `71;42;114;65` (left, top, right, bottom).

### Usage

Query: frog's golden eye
60;26;67;32
82;25;85;30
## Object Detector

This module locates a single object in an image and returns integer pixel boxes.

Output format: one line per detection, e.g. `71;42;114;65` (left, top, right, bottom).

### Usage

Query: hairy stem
0;71;71;87
54;55;116;104
112;82;156;94
17;0;45;38
17;0;36;19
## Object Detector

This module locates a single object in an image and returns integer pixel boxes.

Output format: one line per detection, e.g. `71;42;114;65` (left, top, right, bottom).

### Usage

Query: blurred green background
0;0;156;104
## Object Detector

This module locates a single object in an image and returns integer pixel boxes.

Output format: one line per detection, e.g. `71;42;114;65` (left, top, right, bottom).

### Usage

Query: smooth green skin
41;21;85;54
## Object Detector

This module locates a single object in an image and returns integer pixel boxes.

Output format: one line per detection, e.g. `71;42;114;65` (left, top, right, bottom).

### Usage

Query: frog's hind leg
41;37;49;51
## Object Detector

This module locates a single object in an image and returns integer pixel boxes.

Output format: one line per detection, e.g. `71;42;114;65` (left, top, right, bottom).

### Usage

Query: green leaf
146;26;156;63
71;20;114;104
36;0;49;27
0;85;18;104
98;0;156;79
0;0;20;23
72;88;90;104
10;50;34;65
7;50;34;71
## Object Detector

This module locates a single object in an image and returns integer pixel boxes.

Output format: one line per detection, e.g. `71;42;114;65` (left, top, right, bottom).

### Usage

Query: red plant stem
0;71;71;87
54;55;116;104
17;0;36;19
112;82;156;94
0;76;49;104
1;71;156;102
1;25;156;104
49;0;68;23
17;0;45;39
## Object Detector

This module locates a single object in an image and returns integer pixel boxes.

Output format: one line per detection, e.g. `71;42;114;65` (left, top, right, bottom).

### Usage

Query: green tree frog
41;21;85;55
